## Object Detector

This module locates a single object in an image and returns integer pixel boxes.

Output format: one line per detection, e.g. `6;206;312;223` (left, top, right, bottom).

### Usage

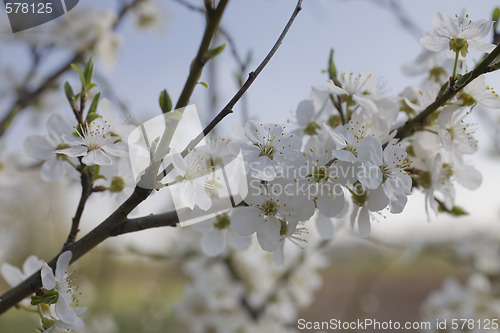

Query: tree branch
0;0;304;316
396;42;500;139
175;0;229;109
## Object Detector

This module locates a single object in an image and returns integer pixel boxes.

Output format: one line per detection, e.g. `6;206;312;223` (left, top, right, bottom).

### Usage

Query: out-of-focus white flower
24;113;79;181
437;105;478;160
320;71;379;114
192;212;251;256
42;307;86;333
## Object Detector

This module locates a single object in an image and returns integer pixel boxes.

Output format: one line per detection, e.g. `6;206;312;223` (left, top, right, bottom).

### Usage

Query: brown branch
175;0;229;109
63;171;93;247
0;0;304;316
396;41;500;139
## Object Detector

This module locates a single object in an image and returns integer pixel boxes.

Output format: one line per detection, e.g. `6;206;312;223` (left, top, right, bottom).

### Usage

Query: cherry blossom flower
57;118;128;166
320;70;379;114
41;251;79;325
237;121;301;181
462;75;500;109
42;307;86;333
232;178;314;252
437;105;478;160
24;113;79;181
421;12;495;56
191;212;251;256
171;148;214;211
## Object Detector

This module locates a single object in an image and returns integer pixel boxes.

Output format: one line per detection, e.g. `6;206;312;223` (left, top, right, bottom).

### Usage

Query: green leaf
30;296;43;306
41;290;59;305
454;71;473;90
204;44;226;61
159;89;173;113
436;80;450;99
83;57;94;89
437;201;469;216
86;83;98;91
64;82;74;101
198;82;209;89
86;93;101;122
492;7;500;23
71;64;86;88
64;82;78;110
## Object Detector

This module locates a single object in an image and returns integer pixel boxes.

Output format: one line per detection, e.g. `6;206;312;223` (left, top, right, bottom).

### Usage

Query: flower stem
452;50;460;80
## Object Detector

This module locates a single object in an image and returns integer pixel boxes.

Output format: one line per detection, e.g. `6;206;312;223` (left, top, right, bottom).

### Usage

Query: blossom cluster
1;251;85;333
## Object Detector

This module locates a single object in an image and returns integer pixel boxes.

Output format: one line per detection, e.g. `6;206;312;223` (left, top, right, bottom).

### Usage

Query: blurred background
0;0;499;332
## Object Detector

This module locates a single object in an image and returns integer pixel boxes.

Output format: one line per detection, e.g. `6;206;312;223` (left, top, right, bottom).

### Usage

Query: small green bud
449;38;468;57
303;121;321;135
109;176;125;193
327;115;341;128
492;7;500;24
159;89;173;113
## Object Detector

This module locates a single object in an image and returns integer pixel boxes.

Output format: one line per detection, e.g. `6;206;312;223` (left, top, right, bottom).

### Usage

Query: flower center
214;213;230;229
261;199;279;216
310;166;329;183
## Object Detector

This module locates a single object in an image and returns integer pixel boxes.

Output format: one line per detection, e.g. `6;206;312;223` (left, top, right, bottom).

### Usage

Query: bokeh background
0;0;499;332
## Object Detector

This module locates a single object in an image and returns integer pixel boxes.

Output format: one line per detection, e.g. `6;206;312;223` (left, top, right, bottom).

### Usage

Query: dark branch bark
396;42;500;139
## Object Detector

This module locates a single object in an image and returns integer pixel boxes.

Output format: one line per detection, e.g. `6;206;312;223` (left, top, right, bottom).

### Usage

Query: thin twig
158;0;303;179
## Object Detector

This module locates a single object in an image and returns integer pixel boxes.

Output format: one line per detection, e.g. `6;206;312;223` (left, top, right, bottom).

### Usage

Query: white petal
1;263;23;287
82;150;112;166
296;100;315;125
256;217;280;251
47;113;74;142
315;214;334;239
41;156;67;182
41;263;56;290
201;229;226;256
420;34;449;52
357;206;371;238
249;156;276;181
230;207;260;236
227;229;252;251
102;142;129;157
24;135;55;160
22;256;44;276
353;95;378;114
432;12;458;38
273;241;286;266
462;20;493;40
55;251;72;281
324;80;348;95
194;184;212;211
316;191;345;217
57;145;87;157
55;296;77;325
